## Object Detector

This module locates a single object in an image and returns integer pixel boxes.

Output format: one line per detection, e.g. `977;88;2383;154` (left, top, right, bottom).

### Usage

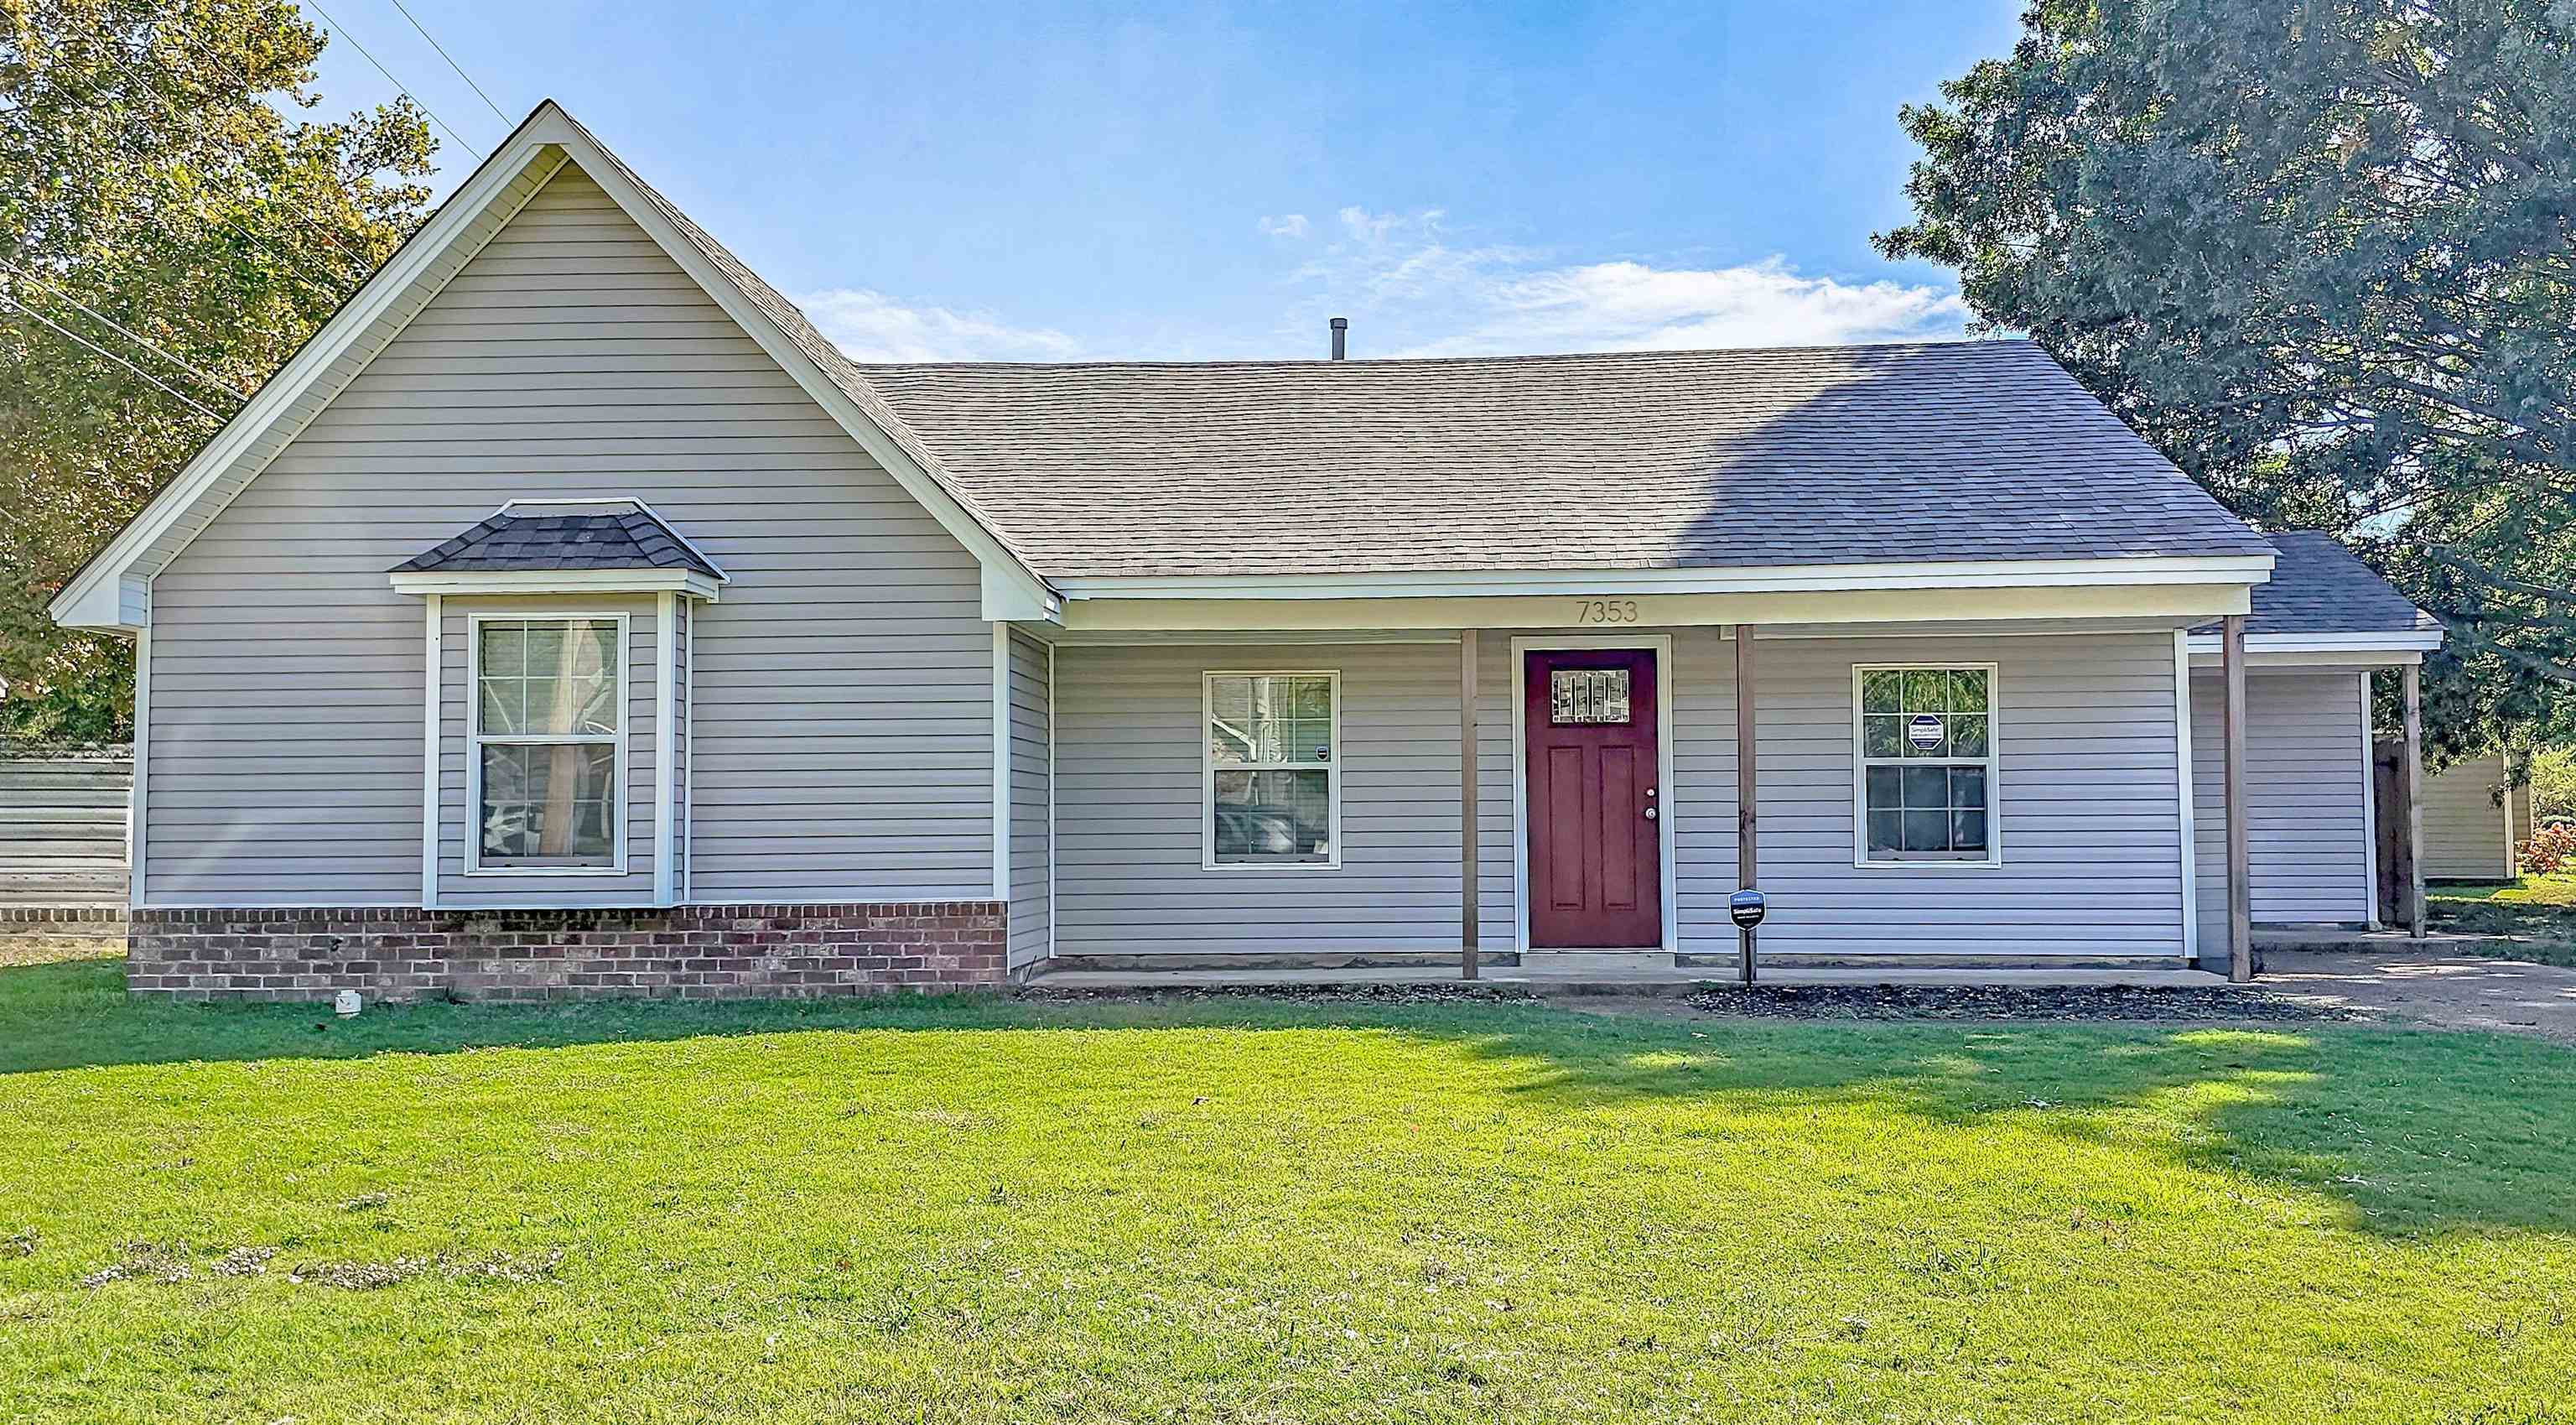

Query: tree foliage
0;0;434;742
1878;0;2576;760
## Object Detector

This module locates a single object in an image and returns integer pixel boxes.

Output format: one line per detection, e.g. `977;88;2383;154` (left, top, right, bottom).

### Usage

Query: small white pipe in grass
335;990;364;1017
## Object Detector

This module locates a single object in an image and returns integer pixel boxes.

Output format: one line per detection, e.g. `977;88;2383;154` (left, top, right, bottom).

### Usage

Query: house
2412;754;2531;882
47;104;2449;1001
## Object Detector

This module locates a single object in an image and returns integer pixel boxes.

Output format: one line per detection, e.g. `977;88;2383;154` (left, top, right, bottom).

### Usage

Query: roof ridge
855;336;2039;374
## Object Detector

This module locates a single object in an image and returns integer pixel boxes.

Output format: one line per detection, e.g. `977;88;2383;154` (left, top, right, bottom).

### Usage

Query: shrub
2521;820;2576;876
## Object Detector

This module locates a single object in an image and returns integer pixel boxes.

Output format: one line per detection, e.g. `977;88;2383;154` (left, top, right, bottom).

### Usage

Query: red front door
1525;648;1663;948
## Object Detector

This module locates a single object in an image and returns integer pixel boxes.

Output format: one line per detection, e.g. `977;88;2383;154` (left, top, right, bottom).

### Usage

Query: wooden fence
0;746;130;906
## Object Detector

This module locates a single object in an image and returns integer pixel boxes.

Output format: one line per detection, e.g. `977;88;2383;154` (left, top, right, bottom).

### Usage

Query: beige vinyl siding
437;596;657;908
1743;633;2185;958
1006;628;1051;968
141;162;991;906
1055;641;1478;956
2420;753;2515;881
1052;629;2187;960
2190;671;2374;937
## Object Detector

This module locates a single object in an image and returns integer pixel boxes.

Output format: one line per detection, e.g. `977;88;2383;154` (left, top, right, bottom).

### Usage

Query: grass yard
2435;872;2576;965
3;953;2573;1423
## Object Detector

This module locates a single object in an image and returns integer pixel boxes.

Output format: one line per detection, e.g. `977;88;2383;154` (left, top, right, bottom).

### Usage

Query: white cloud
795;288;1083;362
1279;210;1966;357
1257;213;1309;238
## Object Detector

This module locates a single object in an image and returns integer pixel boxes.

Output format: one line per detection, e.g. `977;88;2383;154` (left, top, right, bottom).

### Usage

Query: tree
1877;0;2576;762
0;0;435;743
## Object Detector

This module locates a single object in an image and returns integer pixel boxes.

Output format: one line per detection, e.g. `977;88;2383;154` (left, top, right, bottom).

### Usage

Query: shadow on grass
8;954;2574;1240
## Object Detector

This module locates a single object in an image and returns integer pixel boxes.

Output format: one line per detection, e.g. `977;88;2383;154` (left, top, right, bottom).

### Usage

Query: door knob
1644;807;1659;820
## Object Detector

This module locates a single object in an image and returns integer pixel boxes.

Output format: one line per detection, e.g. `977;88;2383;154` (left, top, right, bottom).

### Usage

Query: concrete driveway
2258;949;2576;1046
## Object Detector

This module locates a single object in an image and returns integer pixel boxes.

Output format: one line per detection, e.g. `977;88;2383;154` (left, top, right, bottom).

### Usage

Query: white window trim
1201;669;1343;872
464;610;632;877
1850;661;2003;871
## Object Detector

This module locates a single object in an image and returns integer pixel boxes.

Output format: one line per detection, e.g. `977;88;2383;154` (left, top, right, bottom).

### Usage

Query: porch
1011;608;2433;986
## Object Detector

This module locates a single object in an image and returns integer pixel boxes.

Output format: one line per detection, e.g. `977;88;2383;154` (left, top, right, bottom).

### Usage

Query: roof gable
51;102;1054;632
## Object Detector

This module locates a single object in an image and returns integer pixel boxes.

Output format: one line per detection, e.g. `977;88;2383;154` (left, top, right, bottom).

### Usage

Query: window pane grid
475;617;621;871
1858;665;1995;864
1208;673;1337;866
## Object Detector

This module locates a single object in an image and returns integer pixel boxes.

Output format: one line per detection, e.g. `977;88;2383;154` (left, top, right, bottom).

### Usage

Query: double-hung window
472;616;624;871
1205;672;1338;868
1856;664;1998;866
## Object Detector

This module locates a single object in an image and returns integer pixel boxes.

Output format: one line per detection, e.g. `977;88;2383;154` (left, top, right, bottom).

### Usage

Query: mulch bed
1681;983;2376;1023
1020;979;2379;1022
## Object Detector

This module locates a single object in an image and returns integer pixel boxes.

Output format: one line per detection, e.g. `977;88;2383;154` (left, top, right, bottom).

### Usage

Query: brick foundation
0;905;129;939
125;902;1005;1002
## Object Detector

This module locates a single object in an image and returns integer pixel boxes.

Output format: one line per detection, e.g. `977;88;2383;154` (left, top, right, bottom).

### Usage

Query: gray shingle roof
2194;531;2436;637
553;110;1041;573
563;113;2270;584
853;341;2277;579
392;506;724;578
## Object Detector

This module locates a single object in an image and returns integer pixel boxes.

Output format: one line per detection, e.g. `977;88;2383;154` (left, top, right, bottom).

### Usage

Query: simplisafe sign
1906;714;1945;750
1728;888;1768;929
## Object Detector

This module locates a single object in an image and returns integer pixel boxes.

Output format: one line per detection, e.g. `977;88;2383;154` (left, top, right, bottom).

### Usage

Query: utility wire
0;289;232;422
3;265;247;401
300;0;486;158
147;9;384;277
382;0;511;126
93;35;372;292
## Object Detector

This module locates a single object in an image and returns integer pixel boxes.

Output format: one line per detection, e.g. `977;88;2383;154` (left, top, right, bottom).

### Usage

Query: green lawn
3;954;2573;1422
2434;873;2576;965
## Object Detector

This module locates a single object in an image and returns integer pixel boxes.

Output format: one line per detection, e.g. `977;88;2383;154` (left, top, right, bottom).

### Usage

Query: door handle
1643;807;1659;821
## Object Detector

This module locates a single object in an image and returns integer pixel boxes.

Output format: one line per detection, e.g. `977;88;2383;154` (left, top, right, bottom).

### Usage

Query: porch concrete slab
1020;963;2228;995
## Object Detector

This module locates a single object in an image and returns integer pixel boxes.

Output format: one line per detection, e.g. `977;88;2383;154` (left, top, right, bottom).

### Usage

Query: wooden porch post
2403;662;2428;939
1459;629;1479;979
1735;624;1758;985
2222;613;2252;982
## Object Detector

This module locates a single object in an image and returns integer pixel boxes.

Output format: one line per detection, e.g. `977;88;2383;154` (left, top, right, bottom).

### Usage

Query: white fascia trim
1055;554;2276;602
390;569;723;601
49;128;575;632
2184;630;2444;654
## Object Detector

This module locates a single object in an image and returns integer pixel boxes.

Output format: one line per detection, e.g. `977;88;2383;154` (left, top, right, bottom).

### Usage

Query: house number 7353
1573;599;1640;624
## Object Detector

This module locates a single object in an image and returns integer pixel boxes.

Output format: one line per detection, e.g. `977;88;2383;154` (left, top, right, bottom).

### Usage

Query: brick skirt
125;902;1005;1002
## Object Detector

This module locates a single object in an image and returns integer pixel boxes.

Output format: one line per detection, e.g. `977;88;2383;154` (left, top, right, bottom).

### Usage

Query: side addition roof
2188;531;2442;653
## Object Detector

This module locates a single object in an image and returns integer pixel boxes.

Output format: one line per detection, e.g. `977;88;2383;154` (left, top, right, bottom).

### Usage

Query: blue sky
301;0;2023;361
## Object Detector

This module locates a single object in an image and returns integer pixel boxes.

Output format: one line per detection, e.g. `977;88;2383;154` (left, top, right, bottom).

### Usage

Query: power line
3;265;247;401
300;0;486;158
382;0;511;126
0;289;231;422
146;10;385;278
92;34;373;293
